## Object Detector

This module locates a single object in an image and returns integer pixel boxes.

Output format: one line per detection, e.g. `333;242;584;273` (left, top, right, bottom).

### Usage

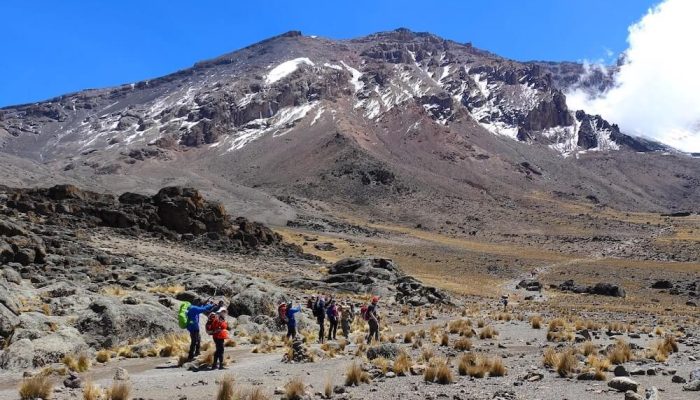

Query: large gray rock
0;303;19;338
1;267;22;284
684;380;700;391
0;328;87;370
76;297;178;348
608;377;639;392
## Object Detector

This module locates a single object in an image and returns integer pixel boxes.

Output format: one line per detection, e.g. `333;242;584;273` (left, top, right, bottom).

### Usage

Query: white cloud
566;0;700;152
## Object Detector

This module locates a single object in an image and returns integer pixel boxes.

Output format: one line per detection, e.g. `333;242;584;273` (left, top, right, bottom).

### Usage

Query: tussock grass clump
645;336;678;362
108;380;131;400
323;376;333;399
548;318;565;332
148;285;185;295
488;357;506;377
372;357;389;376
63;353;91;372
478;325;498;339
476;319;485;328
556;349;579;377
496;312;512;322
82;381;103;400
434;359;454;384
453;337;472;351
457;353;476;376
19;374;54;400
580;341;597;356
403;331;415;343
345;362;370;386
103;286;128;297
448;319;471;334
420;346;435;363
283;377;305;400
607;339;633;365
393;351;411;376
530;315;543;329
216;374;235;400
424;365;437;382
440;333;449;347
95;350;112;363
542;347;559;369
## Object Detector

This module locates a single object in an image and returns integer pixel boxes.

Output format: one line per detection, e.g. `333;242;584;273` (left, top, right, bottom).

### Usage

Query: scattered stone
608;377;639;392
63;373;82;389
672;375;687;383
114;367;129;381
625;391;644;400
644;387;659;400
614;365;630;377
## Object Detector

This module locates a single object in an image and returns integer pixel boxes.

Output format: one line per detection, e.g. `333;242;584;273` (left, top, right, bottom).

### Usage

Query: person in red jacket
206;307;229;370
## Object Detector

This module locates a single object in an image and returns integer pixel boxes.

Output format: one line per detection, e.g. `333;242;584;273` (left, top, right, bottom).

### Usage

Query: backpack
278;303;288;323
360;305;369;321
178;301;191;329
205;314;217;335
312;299;324;318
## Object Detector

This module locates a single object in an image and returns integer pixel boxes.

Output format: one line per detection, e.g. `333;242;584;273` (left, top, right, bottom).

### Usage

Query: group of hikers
281;294;380;344
180;294;381;370
181;299;229;370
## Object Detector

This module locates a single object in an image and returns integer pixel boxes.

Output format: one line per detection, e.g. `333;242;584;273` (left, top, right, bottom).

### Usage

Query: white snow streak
265;58;314;85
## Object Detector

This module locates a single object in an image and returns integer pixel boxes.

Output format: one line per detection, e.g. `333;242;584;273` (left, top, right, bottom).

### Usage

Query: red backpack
205;314;217;335
278;303;288;323
360;305;370;321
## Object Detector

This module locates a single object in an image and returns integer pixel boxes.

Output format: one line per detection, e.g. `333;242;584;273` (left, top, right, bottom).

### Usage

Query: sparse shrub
393;351;411;376
580;341;597;356
403;331;415;343
96;350;111;363
216;374;235;400
548;318;565;332
479;325;497;339
556;349;578;377
530;315;542;329
82;381;103;400
19;374;53;400
372;357;389;375
454;337;472;351
476;320;485;328
434;359;453;384
543;347;559;368
283;377;305;400
420;346;435;363
345;362;369;386
77;353;91;372
108;380;131;400
488;357;506;377
457;353;475;376
323;376;332;399
607;339;632;365
440;333;449;347
424;365;437;382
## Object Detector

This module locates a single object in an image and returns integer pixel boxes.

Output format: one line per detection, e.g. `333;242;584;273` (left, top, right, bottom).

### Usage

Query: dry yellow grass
556;349;579;377
148;285;185;295
108;380;131;400
393;351;411;376
103;286;128;297
82;381;103;400
216;374;235;400
420;346;435;363
345;362;370;386
607;339;633;365
19;375;53;400
453;337;472;351
543;347;559;368
440;333;449;347
95;350;112;363
403;331;415;343
530;315;543;329
283;377;305;400
479;325;498;339
323;376;333;399
372;357;389;376
434;359;454;384
448;319;471;334
580;341;597;356
488;357;507;377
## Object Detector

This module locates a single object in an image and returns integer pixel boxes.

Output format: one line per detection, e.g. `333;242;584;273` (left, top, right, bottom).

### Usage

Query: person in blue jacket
285;301;302;339
187;299;216;361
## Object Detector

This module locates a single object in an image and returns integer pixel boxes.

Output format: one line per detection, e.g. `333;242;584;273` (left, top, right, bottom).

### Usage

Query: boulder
684;380;700;391
644;387;659;400
366;343;401;360
608;377;639;392
76;297;178;348
0;303;19;338
0;338;34;370
517;279;542;291
651;280;673;289
624;391;643;400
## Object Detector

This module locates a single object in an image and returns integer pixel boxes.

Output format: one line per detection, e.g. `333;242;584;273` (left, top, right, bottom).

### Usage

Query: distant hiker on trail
326;299;339;341
206;307;229;370
186;299;216;361
365;296;380;344
312;295;327;344
340;302;353;338
500;295;509;312
285;301;302;339
531;269;537;278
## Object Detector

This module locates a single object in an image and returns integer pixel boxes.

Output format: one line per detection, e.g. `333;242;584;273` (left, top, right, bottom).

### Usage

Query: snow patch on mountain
265;58;314;85
341;61;364;92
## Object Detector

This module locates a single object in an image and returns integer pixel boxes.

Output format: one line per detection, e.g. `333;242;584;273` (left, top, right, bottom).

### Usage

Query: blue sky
0;0;659;107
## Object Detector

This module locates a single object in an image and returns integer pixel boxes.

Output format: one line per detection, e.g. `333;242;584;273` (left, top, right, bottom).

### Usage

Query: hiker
340;302;353;338
500;295;509;312
206;307;229;370
186;299;216;361
326;299;338;341
285;301;302;339
366;296;380;344
313;295;326;344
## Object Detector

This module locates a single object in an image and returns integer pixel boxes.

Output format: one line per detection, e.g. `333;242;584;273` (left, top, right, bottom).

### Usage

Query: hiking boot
218;365;226;370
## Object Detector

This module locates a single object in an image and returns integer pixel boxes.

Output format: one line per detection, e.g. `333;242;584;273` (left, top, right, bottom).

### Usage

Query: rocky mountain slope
0;29;698;228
